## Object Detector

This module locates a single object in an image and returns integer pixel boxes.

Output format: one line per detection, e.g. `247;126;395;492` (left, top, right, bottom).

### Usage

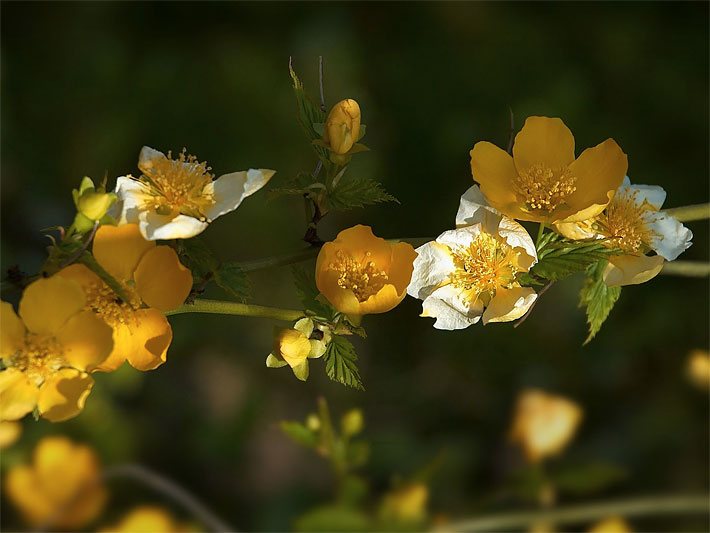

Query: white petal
497;217;538;265
138;146;167;173
621;178;667;209
455;185;501;228
115;176;151;225
482;286;537;324
421;285;482;330
138;212;208;240
407;241;455;300
647;212;693;261
435;225;482;249
203;169;275;222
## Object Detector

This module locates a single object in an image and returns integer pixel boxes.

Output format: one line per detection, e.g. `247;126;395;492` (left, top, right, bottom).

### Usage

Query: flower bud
324;99;361;155
78;191;116;221
275;328;312;369
341;408;364;437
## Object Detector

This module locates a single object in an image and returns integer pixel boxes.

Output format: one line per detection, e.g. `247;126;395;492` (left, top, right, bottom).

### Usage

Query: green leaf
214;261;250;301
532;235;621;282
328;176;398;211
280;421;318;448
289;61;331;169
295;505;371;533
323;335;364;391
178;238;220;278
552;462;627;495
292;266;334;319
579;260;622;344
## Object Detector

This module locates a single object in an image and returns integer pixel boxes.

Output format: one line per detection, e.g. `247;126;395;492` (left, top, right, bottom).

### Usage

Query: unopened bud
324;99;361;155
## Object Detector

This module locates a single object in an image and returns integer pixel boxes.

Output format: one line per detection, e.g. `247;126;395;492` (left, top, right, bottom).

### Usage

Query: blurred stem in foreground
663;202;710;222
441;493;709;532
166;299;303;321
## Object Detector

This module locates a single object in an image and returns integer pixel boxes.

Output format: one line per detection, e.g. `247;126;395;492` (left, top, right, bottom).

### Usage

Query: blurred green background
1;2;708;531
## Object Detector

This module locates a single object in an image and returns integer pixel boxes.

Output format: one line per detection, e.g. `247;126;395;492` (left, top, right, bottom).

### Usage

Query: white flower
407;186;538;330
116;146;275;240
556;177;693;286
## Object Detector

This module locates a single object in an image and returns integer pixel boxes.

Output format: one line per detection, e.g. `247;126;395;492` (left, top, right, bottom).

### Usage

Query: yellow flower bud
324;98;361;155
687;349;710;390
78;191;116;221
380;483;429;523
341;408;364;436
275;328;312;369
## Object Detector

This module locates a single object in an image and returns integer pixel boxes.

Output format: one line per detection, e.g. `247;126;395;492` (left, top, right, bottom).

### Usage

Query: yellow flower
100;505;197;533
380;483;429;524
58;223;192;372
509;389;583;463
5;436;107;529
266;318;328;381
589;516;632;533
116;147;275;240
0;420;22;449
470;116;627;223
316;225;416;316
0;276;113;422
324;99;361;155
407;186;538;329
687;349;710;390
556;178;692;286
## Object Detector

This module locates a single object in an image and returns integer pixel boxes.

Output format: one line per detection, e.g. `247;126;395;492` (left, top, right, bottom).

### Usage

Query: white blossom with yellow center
115;146;275;240
407;186;538;330
556;177;692;286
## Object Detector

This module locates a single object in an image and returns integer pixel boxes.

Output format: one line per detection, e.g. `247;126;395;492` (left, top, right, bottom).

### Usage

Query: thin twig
514;281;554;329
104;464;235;533
318;55;326;112
59;220;100;268
506;107;515;154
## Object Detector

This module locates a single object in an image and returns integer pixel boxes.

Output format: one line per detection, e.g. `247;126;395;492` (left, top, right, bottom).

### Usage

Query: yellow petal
358;283;404;315
125;308;172;371
37;369;93;422
589;516;632;533
512;116;575;171
19;276;85;336
1;301;26;358
0;420;22;449
335;225;394;268
604;254;664;287
470;141;519;215
482;286;537;324
100;506;178;533
387;242;418;294
277;329;312;368
134;246;193;312
92;224;155;282
93;323;130;372
5;465;54;526
0;368;38;421
566;139;627;220
57;263;103;291
56;311;114;371
316;268;363;315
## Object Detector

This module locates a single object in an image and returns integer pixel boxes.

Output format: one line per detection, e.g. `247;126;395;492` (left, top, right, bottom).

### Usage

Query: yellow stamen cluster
83;281;141;328
8;334;65;386
449;233;519;302
513;163;577;214
596;191;656;254
329;250;389;302
142;149;215;220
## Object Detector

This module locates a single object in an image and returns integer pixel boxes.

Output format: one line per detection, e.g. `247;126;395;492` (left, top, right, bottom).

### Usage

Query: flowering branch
442;493;709;532
167;298;303;321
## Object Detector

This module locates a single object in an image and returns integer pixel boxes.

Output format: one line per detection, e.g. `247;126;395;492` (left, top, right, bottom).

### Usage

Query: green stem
660;260;710;277
166;298;303;321
663;203;710;222
442;493;709;532
238;247;320;272
536;222;546;247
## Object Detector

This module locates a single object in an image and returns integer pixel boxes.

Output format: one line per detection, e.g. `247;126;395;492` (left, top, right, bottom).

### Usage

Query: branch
167;298;303;321
661;260;710;277
663;203;710;222
442;493;709;532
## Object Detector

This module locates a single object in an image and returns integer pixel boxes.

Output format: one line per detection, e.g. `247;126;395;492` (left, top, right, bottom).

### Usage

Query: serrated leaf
328;176;398;211
280;421;318;448
532;236;620;282
178;238;220;278
215;261;250;301
323;335;364;390
579;260;621;344
292;266;335;319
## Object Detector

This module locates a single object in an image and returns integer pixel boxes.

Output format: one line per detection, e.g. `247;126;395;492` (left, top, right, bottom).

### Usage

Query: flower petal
358;283;404;315
565;139;627;222
435;225;481;250
138;211;208;240
0;368;38;421
604;254;665;287
513;116;575;171
19;276;85;336
134;246;193;312
316;268;362;316
470;142;519;215
115;176;151;225
647;212;693;261
407;241;455;300
93;324;130;372
1;302;25;359
5;465;53;526
482;286;537;324
455;185;502;228
386;241;418;294
56;311;114;372
497;217;538;267
204;169;276;221
125;309;172;371
93;224;155;282
37;368;93;422
421;284;483;330
137;146;166;174
57;263;103;291
554;220;598;241
292;360;309;381
625;180;667;209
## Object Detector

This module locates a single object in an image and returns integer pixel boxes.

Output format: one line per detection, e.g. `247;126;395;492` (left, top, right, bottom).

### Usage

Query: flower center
513;163;577;215
141;149;215;220
449;232;519;303
8;334;66;386
329;250;389;303
595;190;656;254
83;280;142;328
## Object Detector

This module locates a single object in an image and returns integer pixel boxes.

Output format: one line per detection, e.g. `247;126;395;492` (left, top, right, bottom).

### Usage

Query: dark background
1;2;708;531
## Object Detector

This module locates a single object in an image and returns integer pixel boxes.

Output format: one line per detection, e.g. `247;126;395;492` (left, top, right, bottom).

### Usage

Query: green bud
77;191;116;221
341;409;364;437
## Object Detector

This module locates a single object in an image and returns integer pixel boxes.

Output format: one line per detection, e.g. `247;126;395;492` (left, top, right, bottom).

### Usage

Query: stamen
8;334;65;386
513;163;577;214
83;280;141;328
596;190;657;253
329;250;389;302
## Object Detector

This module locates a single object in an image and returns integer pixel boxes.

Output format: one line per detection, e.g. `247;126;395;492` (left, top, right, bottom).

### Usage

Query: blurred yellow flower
687;349;710;390
316;225;416;316
116;146;275;240
0;276;113;422
58;223;192;372
100;505;196;533
266;318;328;381
324;98;361;155
589;516;632;533
509;389;583;463
5;436;107;529
380;482;429;523
470;116;627;223
407;187;538;329
557;178;692;286
0;420;22;448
